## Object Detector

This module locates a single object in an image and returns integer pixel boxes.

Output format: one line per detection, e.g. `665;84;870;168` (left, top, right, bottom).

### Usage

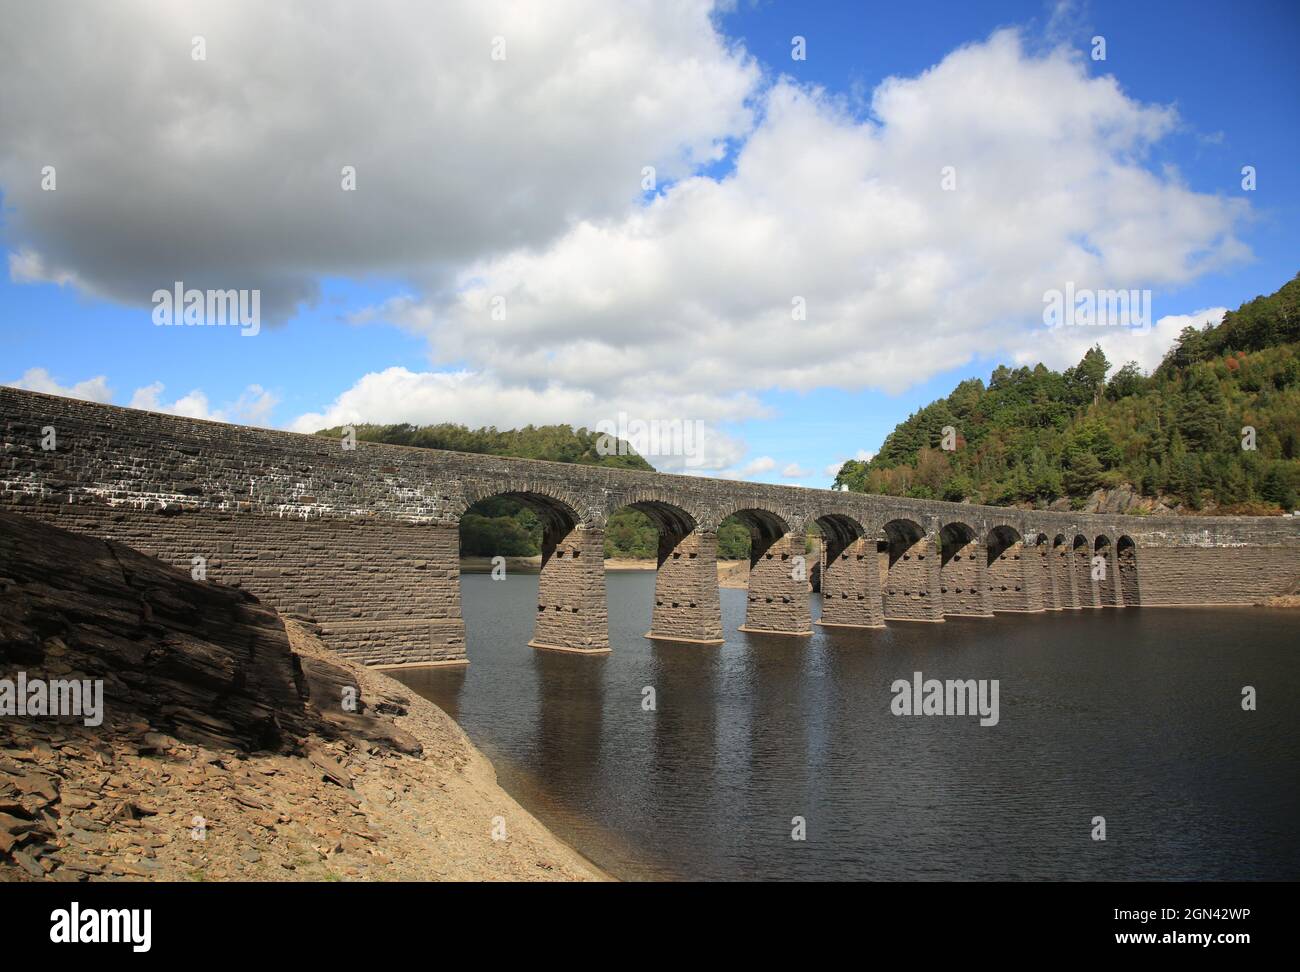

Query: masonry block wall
1118;547;1140;605
1075;546;1102;608
1056;542;1080;608
883;533;944;622
649;530;724;644
742;532;812;635
940;538;992;617
1135;546;1296;605
819;536;884;628
3;387;1299;665
1096;543;1124;608
0;502;464;666
988;541;1041;612
1034;537;1055;608
532;524;610;653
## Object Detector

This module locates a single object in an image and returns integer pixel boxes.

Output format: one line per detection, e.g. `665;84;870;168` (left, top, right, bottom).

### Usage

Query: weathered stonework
740;531;812;635
940;533;992;618
531;524;610;654
1118;540;1140;606
818;536;885;629
1075;542;1102;609
987;537;1044;613
882;521;944;622
1095;539;1124;608
648;529;724;644
1035;537;1062;610
3;387;1299;665
1055;538;1080;609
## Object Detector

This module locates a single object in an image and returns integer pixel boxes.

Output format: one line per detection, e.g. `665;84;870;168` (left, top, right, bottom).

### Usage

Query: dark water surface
391;572;1300;881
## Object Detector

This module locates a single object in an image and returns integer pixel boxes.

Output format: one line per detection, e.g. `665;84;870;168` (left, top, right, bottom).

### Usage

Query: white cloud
287;366;757;472
128;382;279;425
824;450;875;479
8;248;82;288
229;385;280;426
4;368;112;403
2;13;1253;481
717;455;777;480
0;0;758;321
1013;306;1229;375
781;462;811;478
375;28;1246;418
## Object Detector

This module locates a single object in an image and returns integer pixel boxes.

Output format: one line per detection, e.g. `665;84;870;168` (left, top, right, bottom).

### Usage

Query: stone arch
882;518;927;566
616;498;697;538
1117;535;1140;606
986;524;1023;563
728;507;812;637
1073;533;1100;608
456;485;586;531
724;506;793;543
606;487;703;536
939;521;990;618
813;513;883;629
456;486;608;655
1094;534;1122;607
814;512;864;555
880;517;943;622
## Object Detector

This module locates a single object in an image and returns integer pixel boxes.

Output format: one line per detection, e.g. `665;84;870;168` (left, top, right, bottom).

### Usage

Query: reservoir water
391;571;1300;880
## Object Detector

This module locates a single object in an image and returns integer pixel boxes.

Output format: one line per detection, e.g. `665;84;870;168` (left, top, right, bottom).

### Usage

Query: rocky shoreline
0;512;605;882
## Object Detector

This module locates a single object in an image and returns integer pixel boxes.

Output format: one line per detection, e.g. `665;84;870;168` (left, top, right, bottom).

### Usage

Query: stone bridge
3;387;1299;667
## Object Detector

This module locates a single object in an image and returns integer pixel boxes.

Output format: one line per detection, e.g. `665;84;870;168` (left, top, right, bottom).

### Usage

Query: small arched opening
457;490;610;654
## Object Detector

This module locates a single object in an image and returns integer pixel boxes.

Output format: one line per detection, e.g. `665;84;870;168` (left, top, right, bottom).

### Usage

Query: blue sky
2;0;1297;485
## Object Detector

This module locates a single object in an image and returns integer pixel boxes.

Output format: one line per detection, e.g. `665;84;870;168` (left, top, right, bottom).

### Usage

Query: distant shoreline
459;557;753;589
460;555;748;572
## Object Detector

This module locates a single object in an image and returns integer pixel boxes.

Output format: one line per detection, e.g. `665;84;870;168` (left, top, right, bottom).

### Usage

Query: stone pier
740;529;813;636
818;535;885;628
883;520;944;622
646;529;724;644
530;523;611;653
940;524;993;618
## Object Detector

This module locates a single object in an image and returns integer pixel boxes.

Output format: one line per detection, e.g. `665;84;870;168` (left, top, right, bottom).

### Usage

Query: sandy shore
1256;593;1300;607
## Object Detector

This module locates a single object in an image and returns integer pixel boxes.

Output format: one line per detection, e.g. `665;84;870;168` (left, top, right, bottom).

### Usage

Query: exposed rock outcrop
0;511;603;881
